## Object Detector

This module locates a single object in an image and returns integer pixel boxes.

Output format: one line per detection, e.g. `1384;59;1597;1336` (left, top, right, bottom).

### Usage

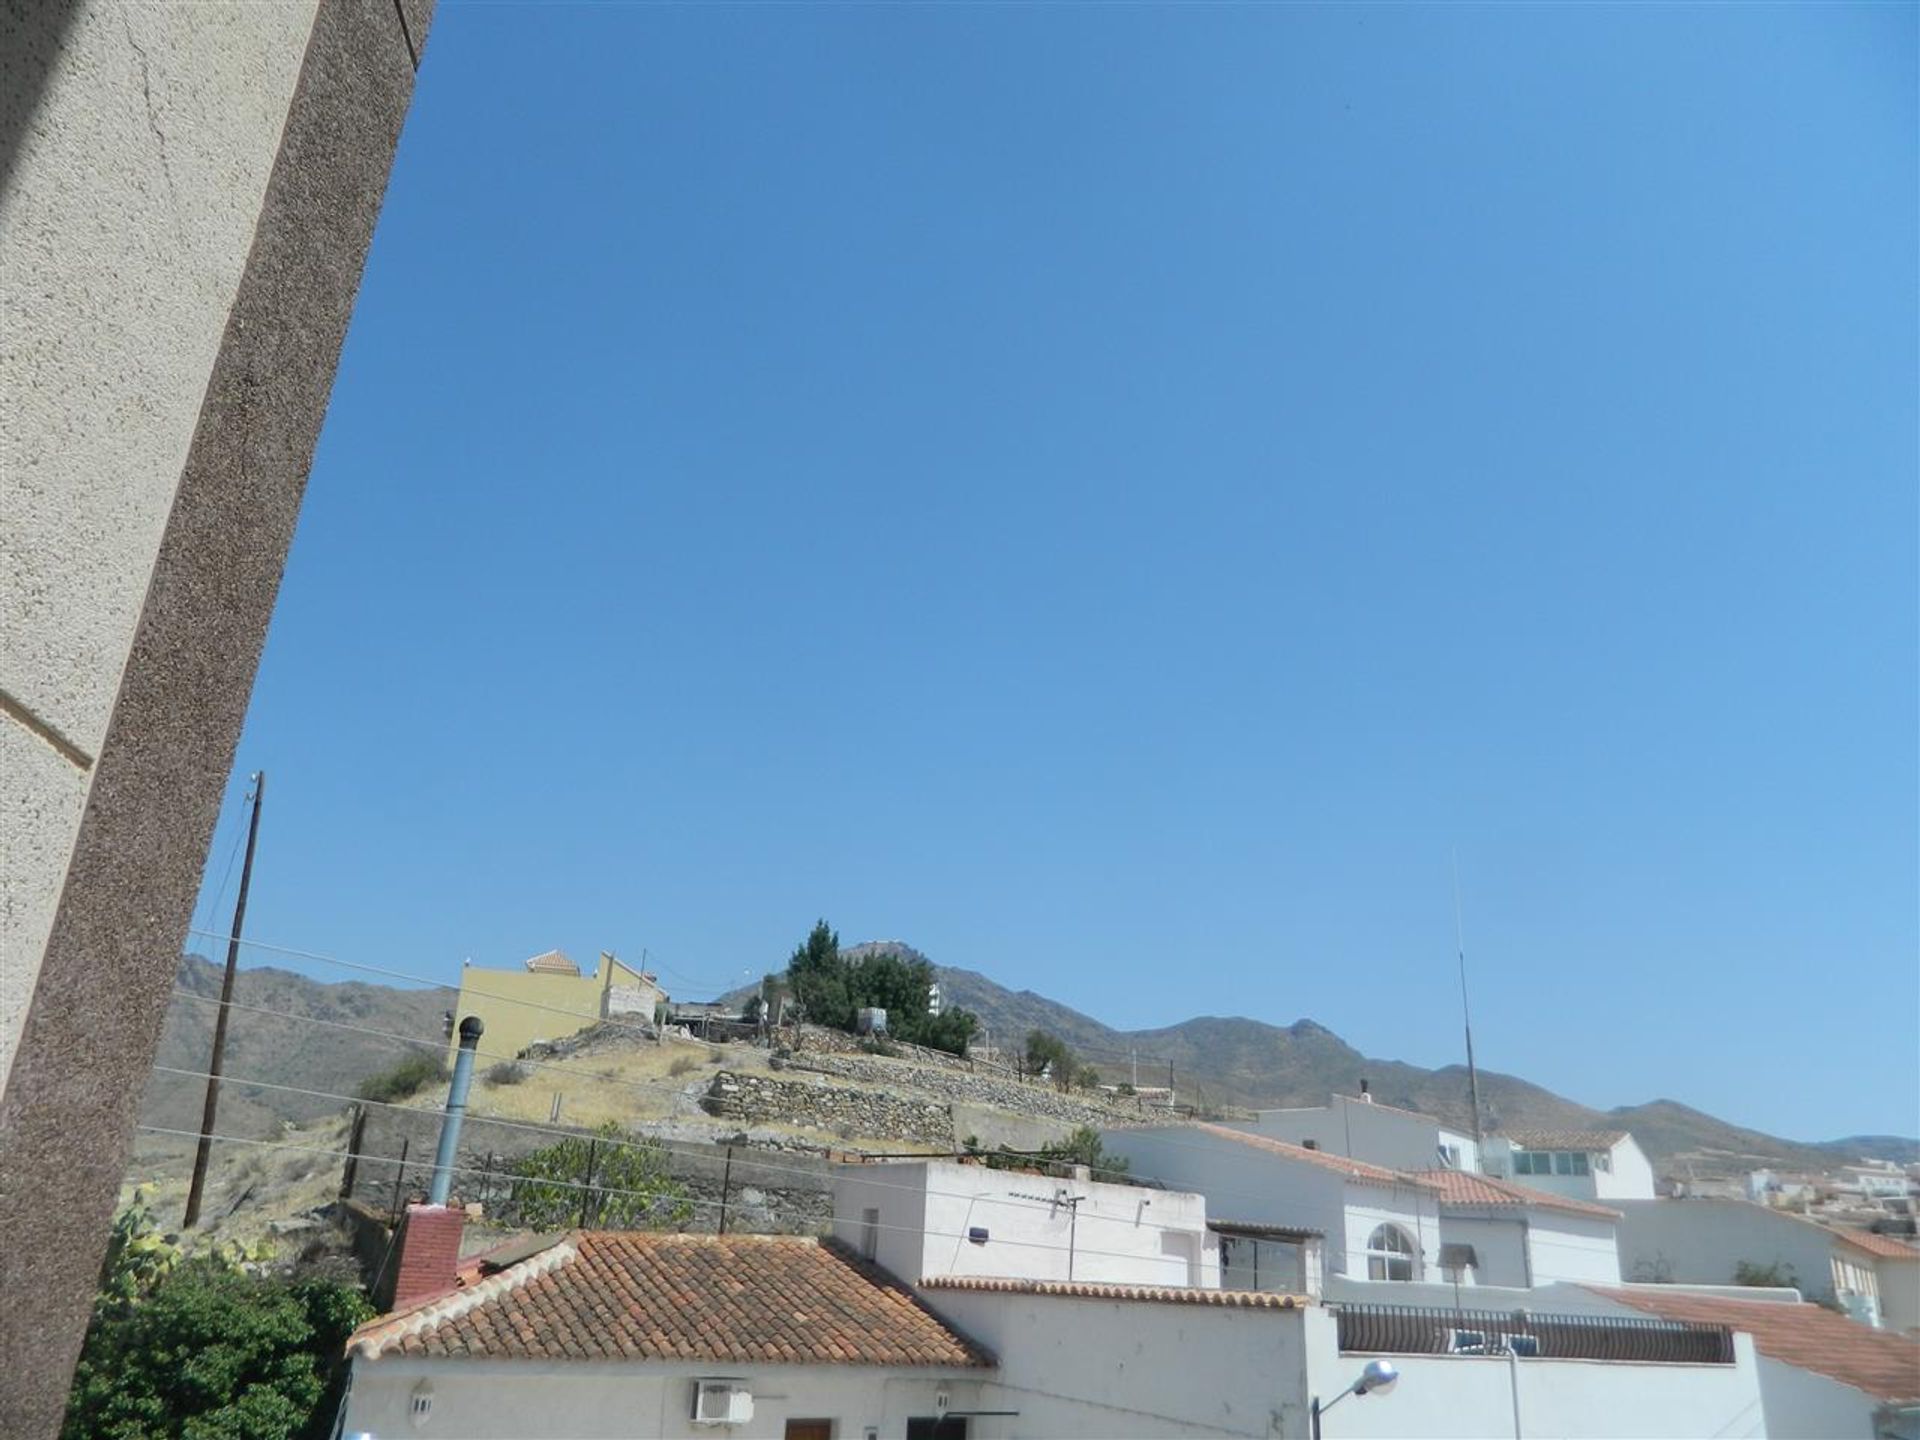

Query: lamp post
1310;1359;1400;1440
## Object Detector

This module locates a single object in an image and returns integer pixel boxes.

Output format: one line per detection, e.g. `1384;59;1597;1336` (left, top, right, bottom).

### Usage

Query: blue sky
195;3;1916;1141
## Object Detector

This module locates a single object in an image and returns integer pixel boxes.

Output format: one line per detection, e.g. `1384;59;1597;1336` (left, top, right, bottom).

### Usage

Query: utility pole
184;772;265;1228
1453;854;1485;1149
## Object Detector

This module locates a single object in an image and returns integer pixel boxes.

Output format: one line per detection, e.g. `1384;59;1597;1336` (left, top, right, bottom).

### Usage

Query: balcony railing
1331;1302;1735;1365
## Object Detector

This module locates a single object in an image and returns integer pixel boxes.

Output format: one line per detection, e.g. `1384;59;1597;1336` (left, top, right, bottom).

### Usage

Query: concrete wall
1752;1355;1888;1440
1103;1127;1350;1248
1438;1215;1532;1288
0;3;431;1431
1526;1211;1624;1286
1614;1199;1865;1309
924;1289;1314;1438
1878;1257;1920;1336
1241;1098;1454;1173
341;1357;989;1439
1341;1190;1443;1285
834;1160;1216;1288
1303;1306;1766;1439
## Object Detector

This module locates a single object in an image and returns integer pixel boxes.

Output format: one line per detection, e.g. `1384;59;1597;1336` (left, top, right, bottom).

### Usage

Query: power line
134;1125;1267;1274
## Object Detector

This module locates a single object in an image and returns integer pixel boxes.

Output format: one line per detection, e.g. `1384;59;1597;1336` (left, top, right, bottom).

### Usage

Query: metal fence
1330;1302;1735;1365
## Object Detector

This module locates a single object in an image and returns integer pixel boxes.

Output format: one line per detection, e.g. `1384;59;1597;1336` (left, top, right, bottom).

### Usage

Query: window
1593;1151;1612;1173
906;1421;968;1440
1514;1150;1549;1176
1570;1151;1590;1176
860;1207;879;1261
1365;1224;1417;1281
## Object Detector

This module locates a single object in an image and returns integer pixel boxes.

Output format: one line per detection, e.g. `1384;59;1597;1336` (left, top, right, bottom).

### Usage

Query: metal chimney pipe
429;1017;484;1206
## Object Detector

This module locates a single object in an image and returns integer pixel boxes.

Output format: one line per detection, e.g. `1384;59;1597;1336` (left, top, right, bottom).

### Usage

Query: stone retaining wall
703;1071;954;1146
780;1053;1138;1131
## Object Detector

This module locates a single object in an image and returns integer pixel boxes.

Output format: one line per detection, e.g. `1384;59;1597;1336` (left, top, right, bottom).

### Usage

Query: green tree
505;1122;693;1230
780;923;980;1056
63;1260;371;1440
786;920;853;1031
1025;1029;1075;1088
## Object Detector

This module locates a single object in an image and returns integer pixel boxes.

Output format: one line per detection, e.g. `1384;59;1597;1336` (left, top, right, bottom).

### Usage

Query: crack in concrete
117;8;180;222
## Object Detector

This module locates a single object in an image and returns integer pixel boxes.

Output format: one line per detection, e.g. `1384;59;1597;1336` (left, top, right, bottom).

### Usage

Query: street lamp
1311;1358;1400;1439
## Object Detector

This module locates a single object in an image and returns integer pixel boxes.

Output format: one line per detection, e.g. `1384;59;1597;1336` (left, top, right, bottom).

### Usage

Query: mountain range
145;950;1914;1178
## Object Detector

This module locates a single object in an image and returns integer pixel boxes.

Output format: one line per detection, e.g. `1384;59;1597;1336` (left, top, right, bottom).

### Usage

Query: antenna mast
1452;854;1485;1148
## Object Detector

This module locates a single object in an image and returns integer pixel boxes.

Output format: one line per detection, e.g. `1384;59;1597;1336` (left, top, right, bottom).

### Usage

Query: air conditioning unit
691;1379;754;1426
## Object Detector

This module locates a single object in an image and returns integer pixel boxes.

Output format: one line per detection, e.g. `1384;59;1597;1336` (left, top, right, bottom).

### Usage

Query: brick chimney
389;1203;465;1310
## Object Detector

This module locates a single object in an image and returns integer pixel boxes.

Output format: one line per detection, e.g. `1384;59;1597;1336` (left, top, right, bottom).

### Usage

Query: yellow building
447;950;666;1066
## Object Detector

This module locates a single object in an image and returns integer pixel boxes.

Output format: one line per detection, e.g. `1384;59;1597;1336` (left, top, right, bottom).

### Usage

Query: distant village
302;938;1920;1440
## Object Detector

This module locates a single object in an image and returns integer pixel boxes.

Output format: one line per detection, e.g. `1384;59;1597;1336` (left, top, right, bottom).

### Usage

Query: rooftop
351;1233;992;1369
1208;1219;1325;1241
1497;1127;1630;1152
921;1275;1312;1308
523;949;580;976
1832;1227;1920;1261
1189;1122;1437;1191
1591;1286;1920;1403
1414;1168;1623;1221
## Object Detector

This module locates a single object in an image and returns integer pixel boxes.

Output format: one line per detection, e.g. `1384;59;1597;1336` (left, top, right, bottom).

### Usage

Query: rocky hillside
140;952;1915;1176
139;955;450;1143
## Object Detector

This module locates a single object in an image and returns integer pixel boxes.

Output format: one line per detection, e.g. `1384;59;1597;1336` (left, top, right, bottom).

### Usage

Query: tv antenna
1452;853;1485;1148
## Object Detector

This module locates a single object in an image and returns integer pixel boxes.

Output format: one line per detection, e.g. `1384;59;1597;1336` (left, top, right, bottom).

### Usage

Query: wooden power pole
183;771;265;1228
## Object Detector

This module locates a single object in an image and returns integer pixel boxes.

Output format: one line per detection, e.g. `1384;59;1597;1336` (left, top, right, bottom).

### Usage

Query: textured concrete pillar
0;2;434;1431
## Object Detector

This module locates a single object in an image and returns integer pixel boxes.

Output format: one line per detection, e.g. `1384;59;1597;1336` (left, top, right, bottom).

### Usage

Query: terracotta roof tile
1498;1128;1630;1151
1414;1169;1622;1221
922;1275;1312;1308
1589;1287;1920;1403
1189;1123;1438;1190
351;1233;992;1369
1833;1228;1920;1260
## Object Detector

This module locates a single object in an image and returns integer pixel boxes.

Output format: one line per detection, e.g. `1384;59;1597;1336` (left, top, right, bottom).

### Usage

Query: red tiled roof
351;1233;992;1369
1414;1169;1622;1221
1589;1287;1920;1403
1498;1128;1629;1151
922;1275;1311;1308
1833;1228;1920;1261
1190;1123;1437;1191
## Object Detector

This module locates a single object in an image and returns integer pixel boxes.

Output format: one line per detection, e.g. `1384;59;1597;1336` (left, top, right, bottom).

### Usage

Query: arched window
1365;1224;1417;1281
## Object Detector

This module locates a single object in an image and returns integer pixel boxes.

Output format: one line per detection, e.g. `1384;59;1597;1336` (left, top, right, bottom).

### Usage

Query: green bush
64;1197;371;1440
482;1061;528;1086
783;920;981;1055
503;1122;693;1231
354;1052;449;1104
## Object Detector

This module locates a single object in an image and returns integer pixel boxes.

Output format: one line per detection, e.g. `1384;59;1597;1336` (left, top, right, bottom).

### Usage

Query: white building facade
1482;1129;1658;1202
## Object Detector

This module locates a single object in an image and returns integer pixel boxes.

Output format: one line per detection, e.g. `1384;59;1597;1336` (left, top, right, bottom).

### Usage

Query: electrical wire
132;1124;1275;1275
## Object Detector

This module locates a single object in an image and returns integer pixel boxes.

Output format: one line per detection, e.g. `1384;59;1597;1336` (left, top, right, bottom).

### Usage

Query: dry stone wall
702;1071;954;1146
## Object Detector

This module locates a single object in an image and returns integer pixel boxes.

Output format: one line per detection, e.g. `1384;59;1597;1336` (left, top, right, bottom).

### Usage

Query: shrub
65;1198;371;1440
354;1053;449;1105
502;1123;692;1230
482;1061;528;1087
667;1054;701;1078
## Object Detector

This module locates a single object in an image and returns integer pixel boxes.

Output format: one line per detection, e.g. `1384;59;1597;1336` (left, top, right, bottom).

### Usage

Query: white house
1101;1122;1446;1286
1482;1127;1658;1201
1613;1197;1912;1329
830;1157;1218;1289
1586;1285;1920;1440
1414;1167;1623;1287
1234;1090;1480;1173
338;1215;995;1439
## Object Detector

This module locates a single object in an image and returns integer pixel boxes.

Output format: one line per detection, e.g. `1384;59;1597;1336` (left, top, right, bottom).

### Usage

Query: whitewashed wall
832;1161;1215;1288
1877;1256;1920;1336
1102;1128;1348;1244
1436;1215;1530;1287
1595;1139;1658;1200
1339;1191;1443;1284
1613;1199;1858;1307
340;1358;988;1439
1750;1354;1888;1439
1526;1211;1623;1285
925;1288;1313;1438
1239;1098;1454;1172
1303;1307;1766;1439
